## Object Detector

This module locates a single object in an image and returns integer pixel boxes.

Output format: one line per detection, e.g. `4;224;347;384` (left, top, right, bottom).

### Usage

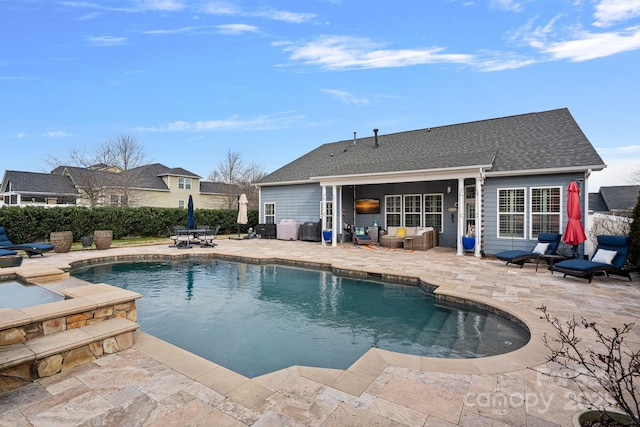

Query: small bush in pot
538;306;639;426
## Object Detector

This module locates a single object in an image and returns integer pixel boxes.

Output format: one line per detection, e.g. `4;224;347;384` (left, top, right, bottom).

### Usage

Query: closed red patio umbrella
563;181;587;258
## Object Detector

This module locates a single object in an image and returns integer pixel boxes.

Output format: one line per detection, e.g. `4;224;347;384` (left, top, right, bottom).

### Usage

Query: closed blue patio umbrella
186;195;195;229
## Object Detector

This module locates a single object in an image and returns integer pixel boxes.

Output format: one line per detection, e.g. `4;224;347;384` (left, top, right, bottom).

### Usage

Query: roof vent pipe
373;129;379;148
353;131;357;144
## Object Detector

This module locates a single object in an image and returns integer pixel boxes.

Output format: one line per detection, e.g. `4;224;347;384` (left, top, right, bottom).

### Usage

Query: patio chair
549;235;632;283
169;226;193;248
0;227;54;258
199;225;220;247
494;233;562;268
353;226;372;245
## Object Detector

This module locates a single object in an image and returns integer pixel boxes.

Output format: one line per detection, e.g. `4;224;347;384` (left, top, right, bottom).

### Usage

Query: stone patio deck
1;238;638;426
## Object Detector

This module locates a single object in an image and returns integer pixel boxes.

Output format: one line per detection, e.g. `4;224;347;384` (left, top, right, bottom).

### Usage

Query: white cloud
137;0;185;11
321;89;371;105
47;130;72;138
542;26;640;61
137;112;304;132
490;0;525;12
201;2;314;23
278;35;473;70
144;26;199;35
593;0;640;27
253;9;316;23
86;36;127;46
201;1;239;15
216;24;260;35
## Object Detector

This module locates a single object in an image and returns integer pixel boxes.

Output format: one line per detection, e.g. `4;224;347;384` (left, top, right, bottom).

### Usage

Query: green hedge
0;206;258;242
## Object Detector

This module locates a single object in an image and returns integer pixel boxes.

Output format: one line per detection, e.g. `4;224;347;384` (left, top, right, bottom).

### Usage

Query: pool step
0;281;141;392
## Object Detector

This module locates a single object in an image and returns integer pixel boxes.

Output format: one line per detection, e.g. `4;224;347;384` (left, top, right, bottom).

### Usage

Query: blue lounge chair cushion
494;233;562;265
550;235;631;282
0;248;18;256
0;227;54;257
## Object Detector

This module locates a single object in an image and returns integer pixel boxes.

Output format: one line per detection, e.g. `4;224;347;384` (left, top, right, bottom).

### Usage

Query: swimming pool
72;260;530;378
0;281;65;309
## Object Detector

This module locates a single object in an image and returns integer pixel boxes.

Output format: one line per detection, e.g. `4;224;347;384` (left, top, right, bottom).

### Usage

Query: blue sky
1;0;639;191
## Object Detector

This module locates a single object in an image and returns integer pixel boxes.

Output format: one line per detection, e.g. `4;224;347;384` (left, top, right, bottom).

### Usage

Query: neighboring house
1;163;233;209
589;185;640;217
256;108;606;257
585;185;639;255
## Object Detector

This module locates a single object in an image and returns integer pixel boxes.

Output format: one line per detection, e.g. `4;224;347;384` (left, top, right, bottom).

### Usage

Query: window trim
497;187;527;240
403;194;422;227
384;194;402;228
264;202;276;224
529;185;562;239
423;193;444;232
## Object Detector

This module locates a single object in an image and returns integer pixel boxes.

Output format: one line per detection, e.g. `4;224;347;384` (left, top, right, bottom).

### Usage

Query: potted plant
80;235;94;248
538;306;638;426
462;225;475;251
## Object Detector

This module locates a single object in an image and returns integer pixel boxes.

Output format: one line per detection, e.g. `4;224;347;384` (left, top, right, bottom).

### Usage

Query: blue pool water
72;260;529;378
0;281;65;309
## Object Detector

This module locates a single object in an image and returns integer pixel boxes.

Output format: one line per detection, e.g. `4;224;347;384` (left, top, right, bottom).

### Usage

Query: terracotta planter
572;409;633;426
50;231;73;253
93;230;112;250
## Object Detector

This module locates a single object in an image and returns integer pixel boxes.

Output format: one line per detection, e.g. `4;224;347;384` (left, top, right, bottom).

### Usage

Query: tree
97;135;147;207
48;134;147;207
208;149;244;209
239;161;267;209
629;190;640;270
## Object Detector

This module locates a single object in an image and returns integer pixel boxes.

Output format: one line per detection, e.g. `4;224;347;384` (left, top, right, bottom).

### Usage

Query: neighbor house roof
258;108;605;185
200;181;238;195
589;185;640;213
1;170;79;195
53;163;202;192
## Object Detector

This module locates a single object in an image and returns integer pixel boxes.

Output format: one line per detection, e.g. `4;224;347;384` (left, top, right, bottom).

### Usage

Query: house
585;185;639;255
589;185;639;217
1;163;233;209
256;108;606;257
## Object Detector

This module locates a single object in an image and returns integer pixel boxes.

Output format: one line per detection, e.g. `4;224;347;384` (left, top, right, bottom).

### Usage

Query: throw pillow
532;242;550;255
397;227;406;237
591;249;617;265
416;227;427;236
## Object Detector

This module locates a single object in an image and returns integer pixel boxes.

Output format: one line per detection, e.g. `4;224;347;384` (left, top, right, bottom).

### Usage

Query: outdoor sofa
380;226;438;250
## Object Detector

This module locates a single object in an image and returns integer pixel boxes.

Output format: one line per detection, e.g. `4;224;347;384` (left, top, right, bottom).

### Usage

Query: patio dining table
173;227;213;248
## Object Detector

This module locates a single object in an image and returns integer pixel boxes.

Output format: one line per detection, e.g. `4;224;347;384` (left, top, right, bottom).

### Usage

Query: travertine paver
1;238;638;426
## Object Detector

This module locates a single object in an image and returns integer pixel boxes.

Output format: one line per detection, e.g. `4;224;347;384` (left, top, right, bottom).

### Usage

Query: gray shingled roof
591;185;640;212
2;171;78;195
258;108;605;185
200;181;239;194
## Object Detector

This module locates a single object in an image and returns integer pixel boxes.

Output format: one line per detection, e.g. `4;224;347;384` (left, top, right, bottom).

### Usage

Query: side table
537;254;570;272
403;237;414;250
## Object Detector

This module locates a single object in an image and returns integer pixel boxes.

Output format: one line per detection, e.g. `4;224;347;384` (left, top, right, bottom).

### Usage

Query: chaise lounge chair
549;235;632;283
494;233;562;268
0;227;55;258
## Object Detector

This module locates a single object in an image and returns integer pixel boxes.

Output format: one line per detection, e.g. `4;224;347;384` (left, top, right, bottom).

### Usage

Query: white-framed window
530;186;561;238
423;194;443;231
321;201;333;230
264;202;276;224
178;177;192;190
110;194;127;207
403;194;422;227
498;188;525;238
465;185;476;236
178;199;185;209
385;195;402;227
